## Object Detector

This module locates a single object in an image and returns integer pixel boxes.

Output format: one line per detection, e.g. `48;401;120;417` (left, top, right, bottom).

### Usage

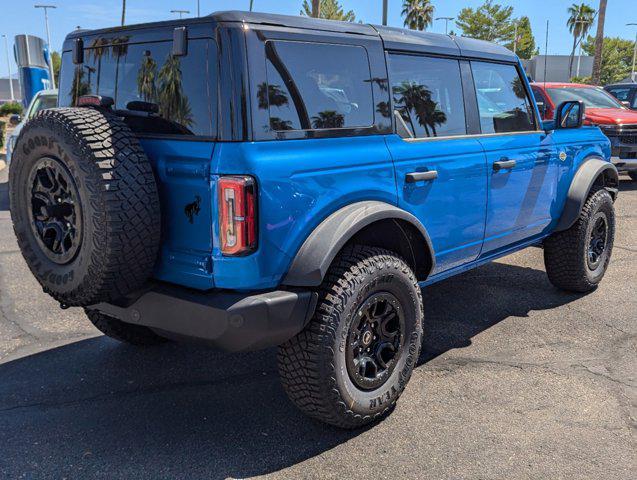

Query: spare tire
9;107;161;307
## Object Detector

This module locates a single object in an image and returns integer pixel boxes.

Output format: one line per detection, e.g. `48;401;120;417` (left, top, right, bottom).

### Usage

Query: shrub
0;102;23;116
0;120;5;148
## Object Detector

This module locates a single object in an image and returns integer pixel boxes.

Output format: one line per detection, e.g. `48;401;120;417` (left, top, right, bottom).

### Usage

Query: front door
470;61;559;255
385;53;488;274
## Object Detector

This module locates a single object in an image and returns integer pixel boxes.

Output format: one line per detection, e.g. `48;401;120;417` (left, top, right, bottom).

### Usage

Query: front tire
278;245;423;429
544;188;615;292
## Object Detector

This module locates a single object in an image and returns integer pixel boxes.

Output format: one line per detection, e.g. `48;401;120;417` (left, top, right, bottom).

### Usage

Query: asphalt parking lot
0;162;635;479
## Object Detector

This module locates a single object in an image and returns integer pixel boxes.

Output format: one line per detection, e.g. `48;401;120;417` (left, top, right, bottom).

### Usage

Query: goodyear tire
278;245;423;428
9;108;161;306
544;187;615;293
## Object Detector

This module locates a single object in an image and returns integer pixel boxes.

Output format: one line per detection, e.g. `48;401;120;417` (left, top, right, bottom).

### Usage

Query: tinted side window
388;54;466;138
263;41;374;131
471;62;535;134
59;38;215;137
607;87;631;102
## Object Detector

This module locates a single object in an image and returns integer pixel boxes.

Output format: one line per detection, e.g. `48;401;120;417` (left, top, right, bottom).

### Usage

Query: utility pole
311;0;320;18
250;0;254;12
197;0;200;17
435;17;454;35
382;0;388;26
2;35;14;101
628;23;637;82
34;4;57;89
591;0;607;85
572;19;591;78
121;0;126;26
171;9;190;19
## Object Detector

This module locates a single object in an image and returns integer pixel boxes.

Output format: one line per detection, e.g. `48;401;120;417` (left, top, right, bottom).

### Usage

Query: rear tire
278;245;423;429
544;188;615;292
86;310;167;346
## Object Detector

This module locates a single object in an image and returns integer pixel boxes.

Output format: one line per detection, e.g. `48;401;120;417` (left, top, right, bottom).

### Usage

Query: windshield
546;87;624;109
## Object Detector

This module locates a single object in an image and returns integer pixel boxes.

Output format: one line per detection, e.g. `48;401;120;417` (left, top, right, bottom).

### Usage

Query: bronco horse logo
184;195;202;224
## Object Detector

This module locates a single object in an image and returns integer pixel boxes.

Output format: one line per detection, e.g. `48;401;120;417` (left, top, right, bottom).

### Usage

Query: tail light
218;176;257;256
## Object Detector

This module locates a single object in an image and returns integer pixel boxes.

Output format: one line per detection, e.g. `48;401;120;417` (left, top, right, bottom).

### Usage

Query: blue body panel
210;136;396;290
139;139;217;290
385;135;488;274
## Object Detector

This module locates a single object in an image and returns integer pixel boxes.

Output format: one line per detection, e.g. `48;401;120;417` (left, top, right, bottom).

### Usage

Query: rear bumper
89;284;318;351
610;157;637;172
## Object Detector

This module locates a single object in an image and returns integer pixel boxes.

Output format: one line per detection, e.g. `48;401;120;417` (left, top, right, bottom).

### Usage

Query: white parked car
5;89;58;165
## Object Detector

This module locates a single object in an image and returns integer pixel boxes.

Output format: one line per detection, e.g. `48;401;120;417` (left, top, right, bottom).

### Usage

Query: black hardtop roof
64;10;517;62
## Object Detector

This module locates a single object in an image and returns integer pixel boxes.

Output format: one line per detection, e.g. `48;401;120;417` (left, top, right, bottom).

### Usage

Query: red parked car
531;82;637;180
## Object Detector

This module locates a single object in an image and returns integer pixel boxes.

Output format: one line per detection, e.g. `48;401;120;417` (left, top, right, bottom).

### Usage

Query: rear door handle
493;159;516;171
405;170;438;183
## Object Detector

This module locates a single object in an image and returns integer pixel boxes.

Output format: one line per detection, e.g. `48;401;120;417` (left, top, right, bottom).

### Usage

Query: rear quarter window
262;41;374;132
58;38;217;137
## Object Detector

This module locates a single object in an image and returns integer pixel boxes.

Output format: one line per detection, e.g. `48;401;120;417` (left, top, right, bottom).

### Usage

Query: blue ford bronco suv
9;11;618;428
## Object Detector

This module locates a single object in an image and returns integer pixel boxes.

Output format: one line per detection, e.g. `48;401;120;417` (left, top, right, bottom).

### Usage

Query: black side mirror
9;114;22;126
73;38;84;64
555;100;585;129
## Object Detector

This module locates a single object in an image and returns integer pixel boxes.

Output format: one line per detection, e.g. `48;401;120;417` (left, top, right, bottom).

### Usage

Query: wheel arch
282;201;435;287
555;157;619;232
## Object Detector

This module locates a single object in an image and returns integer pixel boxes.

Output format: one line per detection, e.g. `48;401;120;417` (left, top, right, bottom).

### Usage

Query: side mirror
9;114;22;126
555;100;585;129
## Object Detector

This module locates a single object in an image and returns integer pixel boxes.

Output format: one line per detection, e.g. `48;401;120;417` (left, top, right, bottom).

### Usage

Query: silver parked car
5;89;58;165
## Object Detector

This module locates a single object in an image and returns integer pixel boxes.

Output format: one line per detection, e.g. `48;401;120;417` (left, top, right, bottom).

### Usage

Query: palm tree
257;82;289;110
158;53;194;127
137;50;158;103
401;0;435;31
311;110;345;129
301;0;355;22
393;81;446;137
591;0;607;85
89;37;109;93
567;3;596;78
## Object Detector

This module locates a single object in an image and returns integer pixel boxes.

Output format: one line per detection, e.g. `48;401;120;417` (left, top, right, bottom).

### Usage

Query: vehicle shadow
0;260;585;479
0;157;8;211
618;178;637;192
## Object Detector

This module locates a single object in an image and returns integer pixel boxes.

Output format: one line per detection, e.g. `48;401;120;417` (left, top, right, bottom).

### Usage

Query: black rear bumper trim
89;285;318;351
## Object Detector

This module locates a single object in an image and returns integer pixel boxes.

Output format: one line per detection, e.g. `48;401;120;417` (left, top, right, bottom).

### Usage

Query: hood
585;107;637;125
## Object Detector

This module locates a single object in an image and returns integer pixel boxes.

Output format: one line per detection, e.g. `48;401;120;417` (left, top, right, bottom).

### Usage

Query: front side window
59;38;215;137
388;54;466;139
471;62;536;134
262;41;374;131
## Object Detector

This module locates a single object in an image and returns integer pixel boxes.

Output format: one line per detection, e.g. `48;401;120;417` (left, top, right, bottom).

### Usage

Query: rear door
58;33;219;289
471;61;558;254
385;53;488;274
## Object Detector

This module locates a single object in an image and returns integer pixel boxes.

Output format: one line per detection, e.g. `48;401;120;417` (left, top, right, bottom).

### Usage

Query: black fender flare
555;158;619;232
282;201;435;287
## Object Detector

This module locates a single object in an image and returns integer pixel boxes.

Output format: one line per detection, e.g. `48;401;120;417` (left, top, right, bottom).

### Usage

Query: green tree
158;54;193;127
300;0;355;21
567;3;596;78
401;0;435;31
583;36;635;85
456;0;514;44
51;51;61;86
137;50;158;103
505;16;537;60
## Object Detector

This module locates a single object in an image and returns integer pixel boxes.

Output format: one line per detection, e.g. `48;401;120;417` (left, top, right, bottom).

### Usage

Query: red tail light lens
218;176;257;256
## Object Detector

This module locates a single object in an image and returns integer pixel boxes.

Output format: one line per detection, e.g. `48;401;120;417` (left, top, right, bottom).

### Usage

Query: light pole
435;17;454;35
197;0;200;17
628;23;637;82
249;0;254;12
382;0;388;26
35;4;57;89
171;9;190;19
2;35;14;101
572;19;592;78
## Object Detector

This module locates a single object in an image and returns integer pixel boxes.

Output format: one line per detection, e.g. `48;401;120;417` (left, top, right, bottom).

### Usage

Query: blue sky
1;0;636;76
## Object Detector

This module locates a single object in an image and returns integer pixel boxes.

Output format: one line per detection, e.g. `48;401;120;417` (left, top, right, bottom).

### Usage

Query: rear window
59;38;216;137
262;41;374;131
